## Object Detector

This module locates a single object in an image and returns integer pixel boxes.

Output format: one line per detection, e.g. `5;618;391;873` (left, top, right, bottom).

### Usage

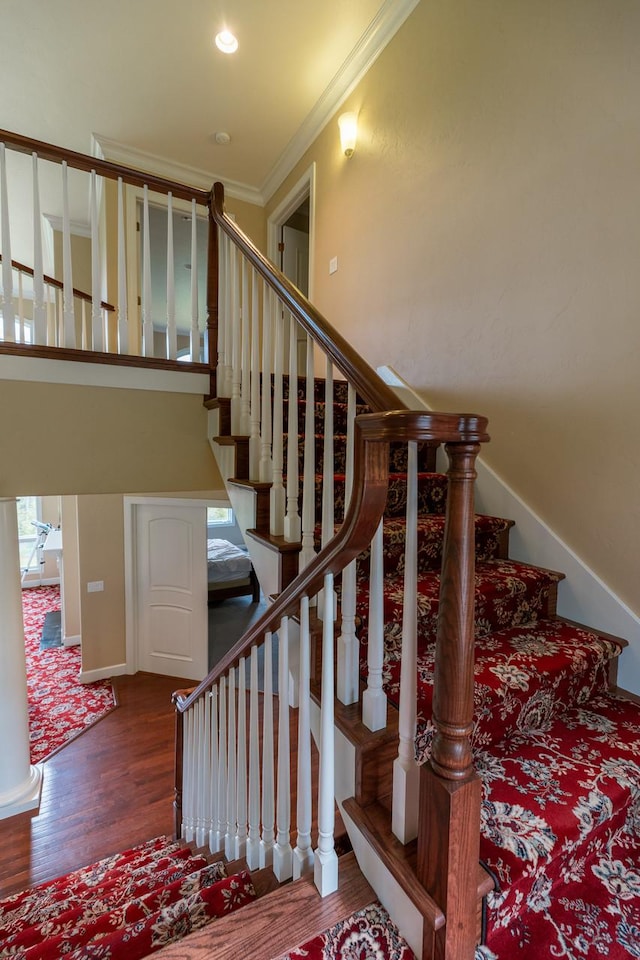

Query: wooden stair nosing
245;528;302;553
152;852;374;960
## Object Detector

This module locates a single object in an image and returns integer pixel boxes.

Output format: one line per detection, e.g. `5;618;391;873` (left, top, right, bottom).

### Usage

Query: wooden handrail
0;129;210;206
174;409;489;715
0;254;115;311
211;182;404;414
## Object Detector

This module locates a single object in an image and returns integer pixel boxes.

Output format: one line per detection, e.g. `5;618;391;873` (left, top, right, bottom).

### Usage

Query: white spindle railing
274;618;293;880
90;170;104;352
246;645;261;869
230;247;242;433
190;199;200;361
259;287;273;482
61;161;75;349
284;310;301;542
141;185;153;357
166;192;177;360
32;153;46;346
270;294;285;536
117;177;128;354
249;269;261;480
294;595;314;878
362;519;388;732
1;143;15;342
260;632;275;867
299;333;316;571
337;383;359;705
235;656;248;859
225;665;237;860
240;260;251;436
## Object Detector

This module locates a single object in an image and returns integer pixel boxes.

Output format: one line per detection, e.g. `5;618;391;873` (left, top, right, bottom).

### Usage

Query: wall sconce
338;112;358;158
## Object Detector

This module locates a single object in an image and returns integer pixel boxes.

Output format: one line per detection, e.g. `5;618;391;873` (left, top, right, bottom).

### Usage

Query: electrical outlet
87;580;104;593
329;256;338;274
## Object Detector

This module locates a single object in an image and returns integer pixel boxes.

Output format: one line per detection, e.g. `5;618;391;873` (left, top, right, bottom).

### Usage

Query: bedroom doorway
124;497;210;681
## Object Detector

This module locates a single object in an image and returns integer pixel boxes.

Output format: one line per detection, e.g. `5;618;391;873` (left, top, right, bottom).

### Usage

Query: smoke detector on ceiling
214;131;231;145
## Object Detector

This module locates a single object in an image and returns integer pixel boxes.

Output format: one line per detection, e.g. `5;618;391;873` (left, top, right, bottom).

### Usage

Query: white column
0;499;43;821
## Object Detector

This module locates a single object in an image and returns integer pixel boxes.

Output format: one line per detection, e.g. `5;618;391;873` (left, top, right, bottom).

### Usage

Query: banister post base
417;764;481;960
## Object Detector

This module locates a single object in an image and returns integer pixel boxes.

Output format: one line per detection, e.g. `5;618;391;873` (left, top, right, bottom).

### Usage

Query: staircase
205;369;640;960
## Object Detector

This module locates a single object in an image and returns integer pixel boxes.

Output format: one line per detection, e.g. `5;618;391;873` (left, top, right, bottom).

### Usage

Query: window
17;496;41;572
207;506;234;525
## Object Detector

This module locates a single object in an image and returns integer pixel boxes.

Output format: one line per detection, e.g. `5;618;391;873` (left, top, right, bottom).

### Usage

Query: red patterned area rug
275;902;417;959
23;585;117;764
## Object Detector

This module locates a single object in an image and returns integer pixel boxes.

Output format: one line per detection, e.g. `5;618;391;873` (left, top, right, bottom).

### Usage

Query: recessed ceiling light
215;30;238;54
214;131;231;145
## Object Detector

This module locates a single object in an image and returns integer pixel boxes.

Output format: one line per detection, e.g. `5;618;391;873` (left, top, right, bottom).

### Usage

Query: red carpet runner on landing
22;585;116;764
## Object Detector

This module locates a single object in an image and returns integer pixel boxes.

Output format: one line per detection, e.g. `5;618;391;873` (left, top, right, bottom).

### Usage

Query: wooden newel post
172;696;185;842
417;441;482;960
206;191;220;399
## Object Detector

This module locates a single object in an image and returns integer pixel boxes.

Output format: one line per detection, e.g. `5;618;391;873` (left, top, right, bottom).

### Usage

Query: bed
207;538;260;604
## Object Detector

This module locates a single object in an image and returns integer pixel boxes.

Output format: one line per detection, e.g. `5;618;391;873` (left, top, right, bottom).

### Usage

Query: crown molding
260;0;420;202
43;214;91;237
91;134;264;207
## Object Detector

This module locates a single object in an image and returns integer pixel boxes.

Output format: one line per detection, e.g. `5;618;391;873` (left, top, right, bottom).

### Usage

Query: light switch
329;256;338;274
87;580;104;593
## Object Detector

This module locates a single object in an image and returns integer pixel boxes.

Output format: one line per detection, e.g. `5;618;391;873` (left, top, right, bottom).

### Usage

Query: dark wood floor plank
0;673;178;899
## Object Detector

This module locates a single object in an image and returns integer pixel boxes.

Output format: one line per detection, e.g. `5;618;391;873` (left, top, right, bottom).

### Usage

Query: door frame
267;163;316;300
123;494;227;673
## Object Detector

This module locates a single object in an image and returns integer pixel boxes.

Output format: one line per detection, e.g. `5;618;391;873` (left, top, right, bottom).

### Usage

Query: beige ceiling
1;0;412;201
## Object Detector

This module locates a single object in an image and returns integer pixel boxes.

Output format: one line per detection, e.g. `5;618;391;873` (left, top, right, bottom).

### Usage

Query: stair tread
151;852;374;960
479;691;640;920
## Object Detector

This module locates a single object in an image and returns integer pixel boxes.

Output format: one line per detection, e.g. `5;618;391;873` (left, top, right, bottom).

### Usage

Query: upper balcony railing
0;130;214;381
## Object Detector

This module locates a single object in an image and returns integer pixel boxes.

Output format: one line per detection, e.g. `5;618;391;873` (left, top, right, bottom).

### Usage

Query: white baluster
182;708;194;841
61;161;76;348
249;269;261;480
141;184;153;357
90;170;103;352
259;284;273;482
217;232;228;393
17;270;24;342
223;235;234;396
194;698;205;847
31;153;46;346
270;296;285;536
337;384;359;704
81;298;88;350
240;259;251;435
235;656;248;859
246;644;261;869
284;311;301;542
273;617;293;880
215;677;227;852
166;192;177;360
208;687;219;852
362;520;387;731
117;178;128;355
314;572;338;896
225;665;237;859
230;247;242;433
299;334;316;572
293;596;314;878
392;441;420;842
259;631;275;867
190;199;200;361
56;288;63;345
46;285;55;345
0;143;16;342
201;691;213;844
319;361;336;622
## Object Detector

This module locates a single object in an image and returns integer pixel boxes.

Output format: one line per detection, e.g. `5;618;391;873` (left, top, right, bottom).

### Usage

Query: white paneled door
135;504;207;681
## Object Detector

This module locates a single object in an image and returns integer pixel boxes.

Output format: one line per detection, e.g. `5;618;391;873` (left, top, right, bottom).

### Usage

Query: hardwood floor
0;672;179;899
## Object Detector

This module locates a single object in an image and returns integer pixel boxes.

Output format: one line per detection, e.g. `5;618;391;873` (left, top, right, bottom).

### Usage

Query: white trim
63;633;81;648
22;577;61;589
0;355;209;394
260;0;420;202
267;164;316;301
0;765;43;821
43;214;91;238
92;134;263;207
79;662;128;684
123;493;229;673
377;365;640;697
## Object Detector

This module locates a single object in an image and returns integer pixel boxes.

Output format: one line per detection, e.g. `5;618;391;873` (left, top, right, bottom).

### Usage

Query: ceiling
1;0;416;204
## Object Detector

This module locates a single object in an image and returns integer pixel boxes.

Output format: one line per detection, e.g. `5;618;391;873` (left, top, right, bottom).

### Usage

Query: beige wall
77;494;126;672
0;380;222;496
224;196;266;252
266;0;640;616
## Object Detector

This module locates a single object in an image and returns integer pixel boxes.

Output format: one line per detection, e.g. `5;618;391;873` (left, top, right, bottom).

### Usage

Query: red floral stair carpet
275;902;416;959
0;835;256;959
22;585;116;764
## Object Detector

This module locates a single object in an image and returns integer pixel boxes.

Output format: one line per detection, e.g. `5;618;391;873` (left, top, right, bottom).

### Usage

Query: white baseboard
377;365;640;697
79;662;128;684
22;577;60;589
